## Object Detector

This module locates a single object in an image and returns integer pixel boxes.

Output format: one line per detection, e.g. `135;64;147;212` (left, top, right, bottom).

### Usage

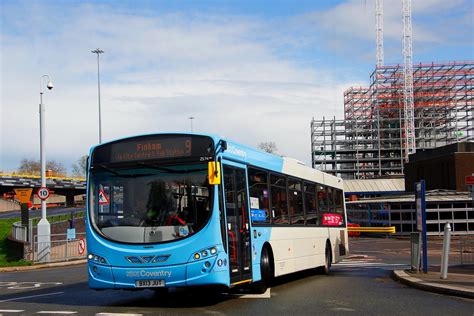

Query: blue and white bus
86;133;348;293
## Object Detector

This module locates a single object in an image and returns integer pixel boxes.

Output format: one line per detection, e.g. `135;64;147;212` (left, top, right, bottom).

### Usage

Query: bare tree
18;158;66;176
258;141;278;154
72;155;88;177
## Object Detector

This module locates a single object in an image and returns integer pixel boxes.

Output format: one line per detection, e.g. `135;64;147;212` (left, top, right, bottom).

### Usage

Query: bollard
440;222;451;279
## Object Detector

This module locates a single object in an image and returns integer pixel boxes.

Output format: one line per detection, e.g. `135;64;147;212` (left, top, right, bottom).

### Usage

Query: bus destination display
111;138;192;162
92;135;215;164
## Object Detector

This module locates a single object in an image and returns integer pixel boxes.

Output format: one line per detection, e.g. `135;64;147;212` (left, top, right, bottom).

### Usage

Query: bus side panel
328;227;349;263
250;226;272;282
268;227;328;277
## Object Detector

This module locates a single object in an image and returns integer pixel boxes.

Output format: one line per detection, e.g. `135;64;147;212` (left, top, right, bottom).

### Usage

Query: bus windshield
89;162;212;244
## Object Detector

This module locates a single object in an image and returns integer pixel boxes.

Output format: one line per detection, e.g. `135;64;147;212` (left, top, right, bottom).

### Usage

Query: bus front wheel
253;245;274;294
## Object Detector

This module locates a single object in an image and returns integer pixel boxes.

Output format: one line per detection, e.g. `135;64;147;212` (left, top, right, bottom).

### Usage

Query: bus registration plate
135;279;165;288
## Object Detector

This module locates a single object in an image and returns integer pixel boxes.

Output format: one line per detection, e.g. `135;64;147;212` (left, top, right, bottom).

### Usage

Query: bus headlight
193;246;219;261
88;252;107;265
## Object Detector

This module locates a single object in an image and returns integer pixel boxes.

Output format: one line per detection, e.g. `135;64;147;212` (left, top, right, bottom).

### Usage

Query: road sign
98;188;109;205
465;175;474;185
37;187;50;200
78;238;86;255
13;188;33;204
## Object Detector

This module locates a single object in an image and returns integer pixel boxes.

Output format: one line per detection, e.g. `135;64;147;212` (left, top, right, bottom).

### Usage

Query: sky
1;0;473;174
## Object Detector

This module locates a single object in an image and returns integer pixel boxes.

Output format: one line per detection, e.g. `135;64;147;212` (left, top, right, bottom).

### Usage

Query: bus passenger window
270;174;288;224
327;187;335;212
304;182;317;225
335;189;344;218
317;185;328;225
248;168;270;224
288;178;303;224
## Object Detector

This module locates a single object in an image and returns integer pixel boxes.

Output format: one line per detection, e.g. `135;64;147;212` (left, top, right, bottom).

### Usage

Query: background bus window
304;182;317;225
248;168;270;224
270;174;288;224
288;178;303;224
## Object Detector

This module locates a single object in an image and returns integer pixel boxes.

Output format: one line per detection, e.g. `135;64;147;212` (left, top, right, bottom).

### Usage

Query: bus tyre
323;242;332;275
253;245;273;294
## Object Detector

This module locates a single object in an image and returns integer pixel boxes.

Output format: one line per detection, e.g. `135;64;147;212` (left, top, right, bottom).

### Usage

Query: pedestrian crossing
333;256;409;270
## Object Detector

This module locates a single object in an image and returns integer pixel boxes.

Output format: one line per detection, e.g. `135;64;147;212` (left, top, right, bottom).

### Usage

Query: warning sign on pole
98;189;109;205
14;188;33;204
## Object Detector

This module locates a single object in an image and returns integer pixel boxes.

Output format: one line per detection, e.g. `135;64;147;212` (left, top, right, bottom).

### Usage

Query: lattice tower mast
402;0;415;161
375;0;384;67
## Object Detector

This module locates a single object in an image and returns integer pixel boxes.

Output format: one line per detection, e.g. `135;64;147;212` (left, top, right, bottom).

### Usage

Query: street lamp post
37;74;53;262
92;48;104;144
189;116;195;132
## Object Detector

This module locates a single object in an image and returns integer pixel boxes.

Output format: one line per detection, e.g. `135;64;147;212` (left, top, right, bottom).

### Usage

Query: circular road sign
37;187;50;200
78;238;86;255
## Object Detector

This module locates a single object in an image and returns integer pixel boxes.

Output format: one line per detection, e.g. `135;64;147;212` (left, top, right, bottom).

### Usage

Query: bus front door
223;165;252;285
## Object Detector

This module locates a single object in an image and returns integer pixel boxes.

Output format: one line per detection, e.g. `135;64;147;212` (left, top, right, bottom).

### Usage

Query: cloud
298;0;472;62
0;2;357;172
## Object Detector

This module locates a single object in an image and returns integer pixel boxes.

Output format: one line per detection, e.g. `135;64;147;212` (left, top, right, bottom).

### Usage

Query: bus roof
89;132;343;190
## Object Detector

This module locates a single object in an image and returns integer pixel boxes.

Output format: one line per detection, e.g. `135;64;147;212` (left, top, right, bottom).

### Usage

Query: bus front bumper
88;257;228;289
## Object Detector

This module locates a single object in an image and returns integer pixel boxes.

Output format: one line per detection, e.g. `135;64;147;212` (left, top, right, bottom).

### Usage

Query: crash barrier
460;236;474;264
347;223;361;236
347;226;396;234
32;232;86;263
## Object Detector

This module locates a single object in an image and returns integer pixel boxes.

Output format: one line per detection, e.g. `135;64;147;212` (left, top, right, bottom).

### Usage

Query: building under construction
311;61;474;179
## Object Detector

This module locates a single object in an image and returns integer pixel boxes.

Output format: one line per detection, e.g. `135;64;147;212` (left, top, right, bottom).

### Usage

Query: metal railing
460;236;474;264
11;211;86;242
32;232;87;263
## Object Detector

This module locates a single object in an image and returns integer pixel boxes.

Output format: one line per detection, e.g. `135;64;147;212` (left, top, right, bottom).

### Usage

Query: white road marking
0;281;62;290
236;288;271;299
0;310;25;313
0;291;64;303
37;312;77;314
96;313;143;316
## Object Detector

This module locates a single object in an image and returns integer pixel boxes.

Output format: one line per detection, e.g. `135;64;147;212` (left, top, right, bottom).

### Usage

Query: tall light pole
188;116;195;132
92;48;104;144
37;74;53;262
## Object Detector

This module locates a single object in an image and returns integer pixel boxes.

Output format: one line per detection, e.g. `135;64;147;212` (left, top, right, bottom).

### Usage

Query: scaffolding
311;61;474;179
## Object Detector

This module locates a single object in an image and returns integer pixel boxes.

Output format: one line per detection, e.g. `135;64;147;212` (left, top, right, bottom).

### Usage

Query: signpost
415;180;428;273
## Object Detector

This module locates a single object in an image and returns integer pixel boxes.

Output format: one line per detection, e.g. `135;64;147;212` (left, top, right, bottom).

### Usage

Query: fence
32;232;87;263
11;210;86;243
460;236;474;264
